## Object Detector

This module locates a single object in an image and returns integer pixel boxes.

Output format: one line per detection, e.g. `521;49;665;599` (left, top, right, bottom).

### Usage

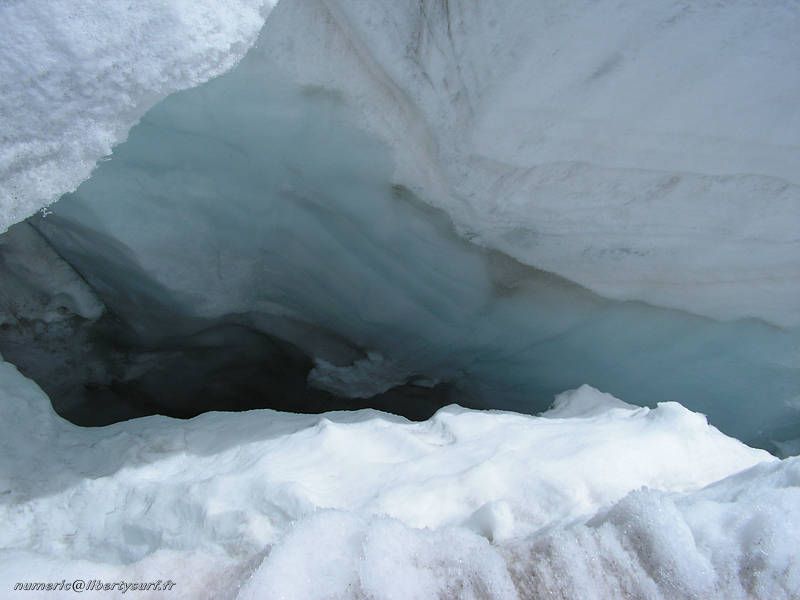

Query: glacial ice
0;222;103;326
2;0;798;324
0;1;799;598
13;22;795;448
263;0;800;327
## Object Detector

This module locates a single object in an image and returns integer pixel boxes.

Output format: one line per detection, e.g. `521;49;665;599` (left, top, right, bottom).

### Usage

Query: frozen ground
1;359;798;599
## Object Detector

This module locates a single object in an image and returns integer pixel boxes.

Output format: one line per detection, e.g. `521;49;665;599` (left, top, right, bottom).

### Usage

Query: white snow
1;358;796;599
0;0;275;233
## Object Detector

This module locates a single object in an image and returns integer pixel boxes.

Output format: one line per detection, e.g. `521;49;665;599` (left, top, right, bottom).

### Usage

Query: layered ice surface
1;1;799;598
1;1;798;446
19;26;798;448
0;361;797;598
265;0;800;328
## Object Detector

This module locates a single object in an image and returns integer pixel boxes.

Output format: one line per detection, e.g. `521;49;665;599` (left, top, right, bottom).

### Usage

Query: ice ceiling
1;0;799;450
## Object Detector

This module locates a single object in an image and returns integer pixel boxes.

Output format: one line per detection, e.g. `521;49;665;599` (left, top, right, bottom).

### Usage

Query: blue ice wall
32;36;800;449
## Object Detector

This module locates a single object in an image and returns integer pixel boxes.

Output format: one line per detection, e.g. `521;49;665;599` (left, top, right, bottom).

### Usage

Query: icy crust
1;361;796;599
264;0;800;327
0;0;274;233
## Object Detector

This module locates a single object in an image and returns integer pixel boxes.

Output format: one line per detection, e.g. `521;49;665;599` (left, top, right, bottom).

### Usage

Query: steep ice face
0;3;797;445
1;360;797;599
18;28;797;447
3;0;797;325
0;0;274;233
265;0;800;327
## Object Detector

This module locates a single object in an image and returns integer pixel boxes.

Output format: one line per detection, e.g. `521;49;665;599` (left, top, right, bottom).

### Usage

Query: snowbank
1;360;795;599
0;0;274;233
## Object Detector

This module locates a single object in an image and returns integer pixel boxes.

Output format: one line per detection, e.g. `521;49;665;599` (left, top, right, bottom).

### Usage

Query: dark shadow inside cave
0;220;460;427
0;308;459;427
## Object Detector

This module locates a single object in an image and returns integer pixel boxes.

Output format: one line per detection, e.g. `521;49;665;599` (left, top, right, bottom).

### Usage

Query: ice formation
0;1;799;598
4;5;792;446
264;0;800;327
2;0;798;324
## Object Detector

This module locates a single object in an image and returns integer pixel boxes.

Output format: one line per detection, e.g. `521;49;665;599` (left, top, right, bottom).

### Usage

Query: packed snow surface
1;360;797;599
0;0;274;233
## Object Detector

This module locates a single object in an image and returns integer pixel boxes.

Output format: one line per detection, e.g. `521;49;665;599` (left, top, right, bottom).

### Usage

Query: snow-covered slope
0;0;275;233
2;360;797;599
264;0;800;327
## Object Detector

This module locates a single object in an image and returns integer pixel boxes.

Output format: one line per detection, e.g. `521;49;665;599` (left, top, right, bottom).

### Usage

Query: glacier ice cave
1;1;799;598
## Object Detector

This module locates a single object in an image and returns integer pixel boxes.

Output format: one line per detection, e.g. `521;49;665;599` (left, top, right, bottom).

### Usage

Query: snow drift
1;360;798;599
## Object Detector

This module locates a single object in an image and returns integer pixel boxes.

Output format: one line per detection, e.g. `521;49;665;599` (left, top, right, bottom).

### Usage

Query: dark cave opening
0;309;458;427
0;220;458;426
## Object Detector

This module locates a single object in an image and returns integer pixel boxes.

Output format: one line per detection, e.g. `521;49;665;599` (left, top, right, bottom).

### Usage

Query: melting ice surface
14;30;797;449
1;1;800;598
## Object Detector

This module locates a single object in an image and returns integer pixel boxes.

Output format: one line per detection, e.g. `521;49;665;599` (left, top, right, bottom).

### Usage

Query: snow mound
0;0;274;233
504;458;800;599
543;383;639;418
238;511;519;600
1;359;795;598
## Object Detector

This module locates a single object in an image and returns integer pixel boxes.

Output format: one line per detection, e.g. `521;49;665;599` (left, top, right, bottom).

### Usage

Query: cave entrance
0;308;456;427
0;221;456;427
